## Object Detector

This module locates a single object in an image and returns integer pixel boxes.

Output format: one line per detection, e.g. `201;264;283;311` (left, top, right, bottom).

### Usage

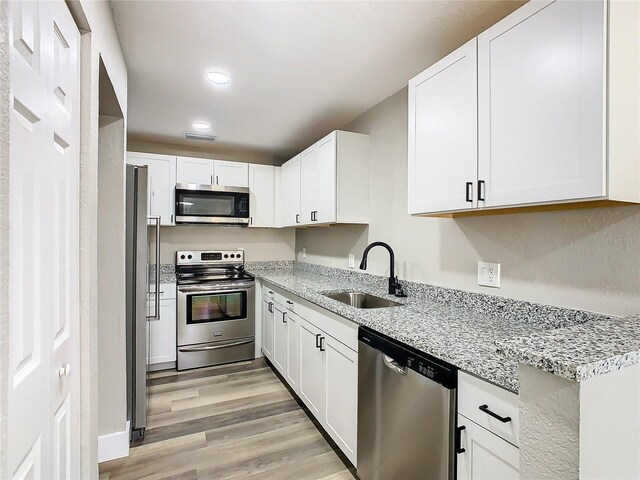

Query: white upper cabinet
408;0;640;216
280;155;301;227
291;130;369;226
408;38;478;214
176;157;249;187
176;156;212;185
214;160;249;187
127;152;176;226
248;164;276;227
477;0;606;208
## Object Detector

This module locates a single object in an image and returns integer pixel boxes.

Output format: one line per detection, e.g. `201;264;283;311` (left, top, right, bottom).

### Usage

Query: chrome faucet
359;242;407;297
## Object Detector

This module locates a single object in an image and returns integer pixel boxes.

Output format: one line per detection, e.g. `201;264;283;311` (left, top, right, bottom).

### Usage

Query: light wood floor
99;358;357;480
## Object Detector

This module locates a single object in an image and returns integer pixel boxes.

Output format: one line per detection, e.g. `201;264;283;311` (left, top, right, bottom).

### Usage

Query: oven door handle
178;339;253;353
178;283;254;293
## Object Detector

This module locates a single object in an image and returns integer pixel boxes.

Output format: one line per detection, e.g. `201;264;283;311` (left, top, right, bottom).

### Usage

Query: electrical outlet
348;254;355;268
478;262;500;288
302;248;307;258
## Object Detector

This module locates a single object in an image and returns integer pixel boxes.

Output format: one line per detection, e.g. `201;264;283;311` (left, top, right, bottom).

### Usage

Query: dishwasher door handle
383;355;407;375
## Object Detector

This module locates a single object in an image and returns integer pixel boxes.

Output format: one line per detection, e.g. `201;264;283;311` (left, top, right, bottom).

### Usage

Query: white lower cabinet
457;414;519;480
299;318;326;419
261;283;358;466
147;283;177;369
262;299;275;360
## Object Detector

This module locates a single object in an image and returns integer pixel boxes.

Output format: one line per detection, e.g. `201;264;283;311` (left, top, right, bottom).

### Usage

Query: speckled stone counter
246;262;612;393
496;314;640;383
149;264;176;284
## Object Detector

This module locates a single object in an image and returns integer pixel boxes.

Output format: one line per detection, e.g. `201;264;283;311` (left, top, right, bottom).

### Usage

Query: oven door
175;184;250;225
177;282;255;347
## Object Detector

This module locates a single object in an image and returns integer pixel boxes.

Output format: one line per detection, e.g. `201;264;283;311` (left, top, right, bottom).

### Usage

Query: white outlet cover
478;262;501;288
302;247;307;258
348;254;355;269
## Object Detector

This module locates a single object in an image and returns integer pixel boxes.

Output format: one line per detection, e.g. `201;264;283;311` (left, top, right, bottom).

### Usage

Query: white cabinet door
248;164;275;227
148;300;177;365
273;304;288;374
457;415;519;480
128;153;176;226
280;155;301;226
477;0;606;208
176;156;213;185
262;300;275;360
148;156;177;226
285;311;301;393
315;133;337;224
214;160;249;187
299;145;317;225
408;38;478;214
299;319;326;419
324;335;358;465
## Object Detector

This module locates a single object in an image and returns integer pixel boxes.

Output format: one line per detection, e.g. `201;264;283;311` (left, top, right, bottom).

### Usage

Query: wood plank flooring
99;358;357;480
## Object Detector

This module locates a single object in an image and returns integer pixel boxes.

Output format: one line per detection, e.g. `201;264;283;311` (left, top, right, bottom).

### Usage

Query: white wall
158;226;295;264
295;88;640;317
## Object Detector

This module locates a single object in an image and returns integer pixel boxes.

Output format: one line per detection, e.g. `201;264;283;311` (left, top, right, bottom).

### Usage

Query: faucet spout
359;242;405;297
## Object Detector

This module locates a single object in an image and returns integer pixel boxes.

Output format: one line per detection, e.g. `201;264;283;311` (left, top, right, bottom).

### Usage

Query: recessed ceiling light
192;121;210;131
206;71;230;85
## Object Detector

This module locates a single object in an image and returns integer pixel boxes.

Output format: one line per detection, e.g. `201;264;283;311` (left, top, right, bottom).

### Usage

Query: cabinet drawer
458;371;519;446
150;283;176;301
274;291;295;312
262;285;275;300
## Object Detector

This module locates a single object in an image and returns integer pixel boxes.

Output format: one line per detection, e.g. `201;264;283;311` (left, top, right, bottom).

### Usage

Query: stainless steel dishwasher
358;327;458;480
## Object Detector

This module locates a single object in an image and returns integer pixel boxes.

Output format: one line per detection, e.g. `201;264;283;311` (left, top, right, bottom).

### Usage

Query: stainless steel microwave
175;184;250;225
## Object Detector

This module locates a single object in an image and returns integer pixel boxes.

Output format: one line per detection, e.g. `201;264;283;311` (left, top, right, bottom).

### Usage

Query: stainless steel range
176;250;255;370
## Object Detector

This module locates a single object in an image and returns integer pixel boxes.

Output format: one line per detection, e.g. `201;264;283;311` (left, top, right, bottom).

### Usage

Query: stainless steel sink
323;291;402;309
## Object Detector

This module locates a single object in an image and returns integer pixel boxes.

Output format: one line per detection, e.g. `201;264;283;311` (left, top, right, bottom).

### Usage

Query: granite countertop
495;314;640;383
246;264;611;393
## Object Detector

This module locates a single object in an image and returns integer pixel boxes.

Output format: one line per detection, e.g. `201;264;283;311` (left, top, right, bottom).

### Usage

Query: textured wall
295;88;640;316
97;116;127;436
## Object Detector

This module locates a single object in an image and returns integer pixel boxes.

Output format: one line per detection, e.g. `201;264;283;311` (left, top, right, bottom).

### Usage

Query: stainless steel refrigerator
125;164;160;440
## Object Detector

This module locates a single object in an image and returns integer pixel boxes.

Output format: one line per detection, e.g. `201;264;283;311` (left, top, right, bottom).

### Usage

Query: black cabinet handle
315;333;321;348
282;312;287;323
465;182;473;202
268;302;273;313
296;214;300;224
479;404;512;423
319;336;326;352
478;180;485;201
268;290;274;295
250;216;253;225
455;425;466;454
286;300;294;305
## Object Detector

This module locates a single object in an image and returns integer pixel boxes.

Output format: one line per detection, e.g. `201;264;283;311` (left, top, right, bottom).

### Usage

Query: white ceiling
112;1;523;159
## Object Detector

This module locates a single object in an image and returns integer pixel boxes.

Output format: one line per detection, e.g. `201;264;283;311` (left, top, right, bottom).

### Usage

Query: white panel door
315;134;337;224
280;155;301;226
285;311;300;393
299;319;326;419
457;415;519;480
148;156;176;226
8;1;81;478
273;305;288;374
148;300;177;365
299;146;317;225
176;156;213;184
248;164;275;227
477;0;606;208
408;38;478;214
262;300;274;360
324;336;358;465
213;160;249;187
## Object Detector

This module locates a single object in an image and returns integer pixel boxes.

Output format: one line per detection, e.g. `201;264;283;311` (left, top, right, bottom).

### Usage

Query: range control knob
180;255;185;260
187;254;192;259
230;254;235;258
237;253;242;258
224;254;229;258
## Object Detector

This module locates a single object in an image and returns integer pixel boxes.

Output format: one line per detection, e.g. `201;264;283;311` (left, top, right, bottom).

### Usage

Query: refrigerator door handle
148;215;161;320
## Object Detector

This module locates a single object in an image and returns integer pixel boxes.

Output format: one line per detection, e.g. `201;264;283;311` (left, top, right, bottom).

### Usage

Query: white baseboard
98;420;130;463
